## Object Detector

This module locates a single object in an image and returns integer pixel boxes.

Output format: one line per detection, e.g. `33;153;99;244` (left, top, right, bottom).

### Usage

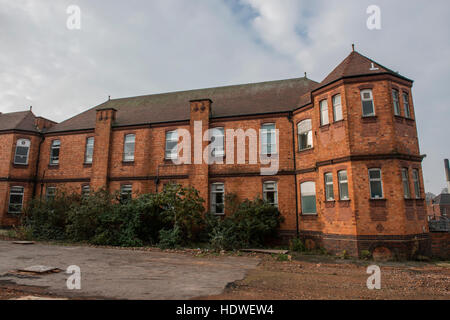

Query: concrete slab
240;249;289;255
0;241;260;300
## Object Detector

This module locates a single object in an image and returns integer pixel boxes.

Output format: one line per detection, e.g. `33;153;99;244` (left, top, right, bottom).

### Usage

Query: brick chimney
34;117;57;131
91;108;117;191
189;99;211;211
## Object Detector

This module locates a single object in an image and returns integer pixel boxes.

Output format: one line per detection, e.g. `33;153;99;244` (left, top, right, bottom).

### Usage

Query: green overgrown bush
21;187;283;251
289;238;306;252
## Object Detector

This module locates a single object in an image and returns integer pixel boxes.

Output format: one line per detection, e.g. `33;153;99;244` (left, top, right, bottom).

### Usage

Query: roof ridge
110;76;319;102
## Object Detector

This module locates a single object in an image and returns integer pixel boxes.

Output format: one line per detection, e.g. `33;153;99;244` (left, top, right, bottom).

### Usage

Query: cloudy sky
0;0;449;194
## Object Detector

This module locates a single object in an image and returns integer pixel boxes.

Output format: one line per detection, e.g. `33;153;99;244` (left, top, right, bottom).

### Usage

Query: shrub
360;250;372;260
23;192;80;240
207;196;284;250
289;238;306;252
276;253;290;262
158;225;182;249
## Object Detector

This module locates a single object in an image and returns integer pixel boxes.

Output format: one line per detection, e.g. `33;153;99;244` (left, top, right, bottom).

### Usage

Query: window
210;127;225;157
263;181;278;206
402;168;411;199
403;92;411;118
210;183;225;215
333;94;343;122
165;130;178;160
301;182;316;215
320;100;329;126
123;134;135;162
361;89;375;117
369;169;383;199
412;169;421;199
261;123;276;155
120;185;132;203
81;185;90;199
298;119;313;151
84;137;94;164
14;139;31;165
338;170;349;200
392;90;400;116
8;186;24;214
324;173;334;201
50;140;60;165
46;186;56;201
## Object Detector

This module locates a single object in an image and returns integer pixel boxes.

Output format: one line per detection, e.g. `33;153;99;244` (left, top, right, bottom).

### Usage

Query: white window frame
50;140;61;165
369;168;384;199
165;130;178;160
120;185;133;202
412;169;421;199
81;185;90;199
403;92;411;118
210;127;225;158
8;186;24;214
123;134;136;162
361;89;375;117
333;94;343;122
324;173;334;201
261;123;277;156
263;181;278;207
402;168;411;199
300;181;317;215
14;138;31;165
338;170;349;200
46;186;57;201
84;137;94;164
210;183;225;215
320;100;329;126
298;119;313;151
392;89;401;116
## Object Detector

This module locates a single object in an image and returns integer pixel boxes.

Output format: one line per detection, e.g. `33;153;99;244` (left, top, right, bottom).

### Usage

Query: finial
352;44;355;52
304;72;307;78
30;105;32;111
108;95;111;101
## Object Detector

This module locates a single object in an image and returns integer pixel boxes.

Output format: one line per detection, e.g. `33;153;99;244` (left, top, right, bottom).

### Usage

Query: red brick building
0;50;430;258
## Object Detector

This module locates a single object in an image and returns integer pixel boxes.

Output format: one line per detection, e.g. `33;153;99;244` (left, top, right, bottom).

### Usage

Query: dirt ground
199;254;450;300
0;241;448;300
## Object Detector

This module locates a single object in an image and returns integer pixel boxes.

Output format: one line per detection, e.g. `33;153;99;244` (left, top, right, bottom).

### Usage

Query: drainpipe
288;112;299;238
32;135;45;199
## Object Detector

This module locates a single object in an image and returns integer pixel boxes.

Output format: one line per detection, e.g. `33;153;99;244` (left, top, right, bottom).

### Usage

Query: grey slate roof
47;77;318;133
0;111;39;132
433;193;450;205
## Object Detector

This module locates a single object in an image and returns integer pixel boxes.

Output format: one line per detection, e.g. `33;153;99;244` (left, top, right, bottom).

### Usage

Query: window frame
14;138;31;165
84;137;95;164
298;119;313;151
46;186;57;201
319;99;329;126
338;170;350;200
368;168;384;199
332;94;343;122
260;123;277;156
120;184;133;203
50;139;61;165
210;183;225;215
361;89;375;117
81;185;91;199
210;127;225;158
300;181;317;215
263;181;278;207
165;130;179;160
392;89;401;116
401;168;411;199
8;186;24;214
412;169;421;199
123;134;136;162
403;92;411;118
324;173;334;201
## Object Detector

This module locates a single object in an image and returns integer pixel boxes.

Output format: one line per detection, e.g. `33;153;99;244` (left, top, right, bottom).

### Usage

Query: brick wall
430;232;449;259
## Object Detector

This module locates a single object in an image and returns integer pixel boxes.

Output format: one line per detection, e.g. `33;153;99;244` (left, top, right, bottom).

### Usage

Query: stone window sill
122;161;135;166
12;163;29;169
362;116;378;123
48;164;59;169
298;147;314;155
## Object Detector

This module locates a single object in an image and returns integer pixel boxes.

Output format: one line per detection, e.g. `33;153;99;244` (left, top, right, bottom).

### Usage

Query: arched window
14;139;31;165
361;89;375;117
298;119;313;151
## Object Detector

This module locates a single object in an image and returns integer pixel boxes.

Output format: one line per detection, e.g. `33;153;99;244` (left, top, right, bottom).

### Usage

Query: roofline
312;72;414;94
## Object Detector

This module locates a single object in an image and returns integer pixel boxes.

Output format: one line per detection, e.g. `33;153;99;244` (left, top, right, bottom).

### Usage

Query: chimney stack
445;159;450;193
